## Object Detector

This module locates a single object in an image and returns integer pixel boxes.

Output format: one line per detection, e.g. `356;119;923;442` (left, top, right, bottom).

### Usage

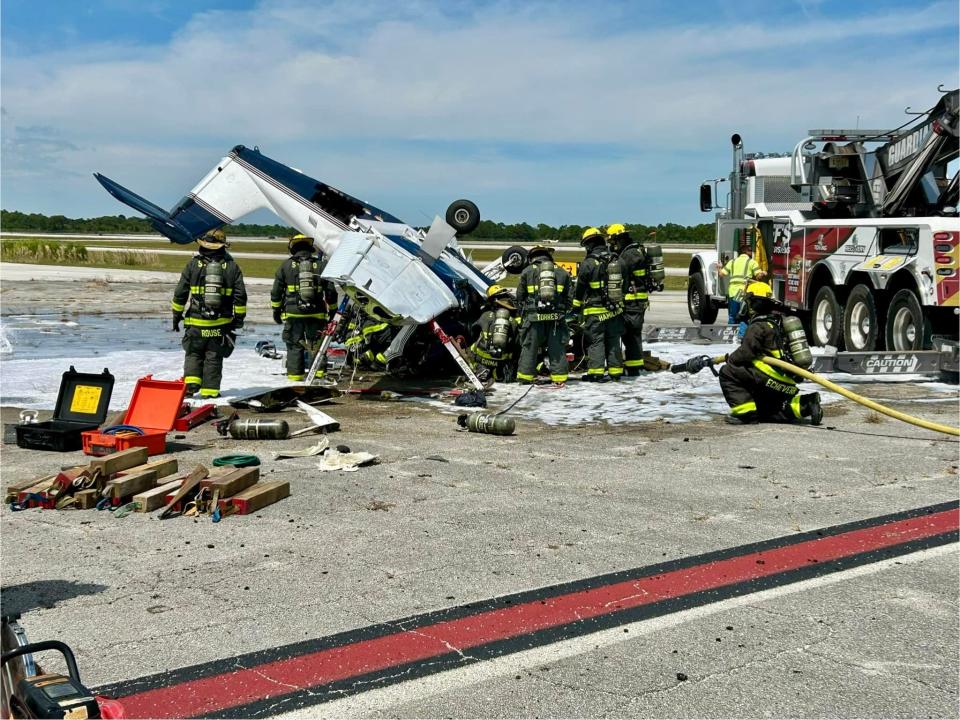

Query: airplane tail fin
93;172;222;244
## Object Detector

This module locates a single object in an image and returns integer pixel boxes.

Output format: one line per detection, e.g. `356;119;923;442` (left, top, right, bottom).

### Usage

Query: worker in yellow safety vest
718;240;766;325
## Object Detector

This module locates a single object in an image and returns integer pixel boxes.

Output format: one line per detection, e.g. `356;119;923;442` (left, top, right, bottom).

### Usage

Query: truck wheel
842;284;880;351
810;285;844;348
885;288;932;351
687;272;718;324
445;199;480;235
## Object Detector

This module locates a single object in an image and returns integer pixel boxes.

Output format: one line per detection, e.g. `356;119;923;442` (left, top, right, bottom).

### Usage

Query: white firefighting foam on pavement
1;322;955;426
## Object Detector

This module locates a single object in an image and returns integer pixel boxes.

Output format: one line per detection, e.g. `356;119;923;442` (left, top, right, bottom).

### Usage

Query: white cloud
1;0;957;223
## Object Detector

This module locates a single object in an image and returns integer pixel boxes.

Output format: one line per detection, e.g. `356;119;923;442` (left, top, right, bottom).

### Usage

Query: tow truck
688;87;959;354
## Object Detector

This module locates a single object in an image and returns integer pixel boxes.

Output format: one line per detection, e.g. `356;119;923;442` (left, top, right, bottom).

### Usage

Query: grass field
1;237;689;290
3;236;694;267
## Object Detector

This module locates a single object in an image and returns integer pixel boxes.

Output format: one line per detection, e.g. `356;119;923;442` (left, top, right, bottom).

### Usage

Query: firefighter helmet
744;281;773;298
289;233;313;253
580;227;604;246
486;284;515;309
197;227;227;250
606;223;627;237
741;281;778;319
528;244;554;260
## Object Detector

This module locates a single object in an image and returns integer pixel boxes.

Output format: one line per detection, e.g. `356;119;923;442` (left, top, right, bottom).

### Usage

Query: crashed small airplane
94;145;527;383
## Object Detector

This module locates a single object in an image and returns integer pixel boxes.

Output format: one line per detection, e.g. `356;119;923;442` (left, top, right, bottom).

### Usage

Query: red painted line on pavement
117;507;958;718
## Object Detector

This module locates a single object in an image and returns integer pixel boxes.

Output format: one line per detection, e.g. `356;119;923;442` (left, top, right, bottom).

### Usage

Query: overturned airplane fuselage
94;145;494;325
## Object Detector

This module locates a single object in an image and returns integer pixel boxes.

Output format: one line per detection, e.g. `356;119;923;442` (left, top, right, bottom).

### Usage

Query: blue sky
2;0;958;226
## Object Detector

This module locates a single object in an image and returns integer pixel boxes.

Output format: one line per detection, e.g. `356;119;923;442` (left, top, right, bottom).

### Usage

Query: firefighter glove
273;308;283;325
172;313;182;332
232;317;245;331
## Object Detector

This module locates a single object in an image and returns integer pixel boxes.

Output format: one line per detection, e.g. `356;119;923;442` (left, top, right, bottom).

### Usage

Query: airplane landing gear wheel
885;288;932;351
446;199;480;235
500;245;528;274
843;284;880;351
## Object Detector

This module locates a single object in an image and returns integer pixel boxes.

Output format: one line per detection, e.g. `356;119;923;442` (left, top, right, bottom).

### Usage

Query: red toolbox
81;376;186;457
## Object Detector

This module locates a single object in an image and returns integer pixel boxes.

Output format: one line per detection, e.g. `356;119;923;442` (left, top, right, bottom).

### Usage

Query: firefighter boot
800;392;823;426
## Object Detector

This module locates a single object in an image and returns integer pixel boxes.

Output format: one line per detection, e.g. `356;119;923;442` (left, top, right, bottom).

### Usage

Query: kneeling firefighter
516;246;572;385
343;309;394;370
171;228;247;398
718;282;822;424
573;227;624;381
271;234;338;381
469;285;520;382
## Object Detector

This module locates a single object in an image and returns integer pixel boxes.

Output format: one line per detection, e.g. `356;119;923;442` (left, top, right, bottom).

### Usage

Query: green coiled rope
212;454;261;468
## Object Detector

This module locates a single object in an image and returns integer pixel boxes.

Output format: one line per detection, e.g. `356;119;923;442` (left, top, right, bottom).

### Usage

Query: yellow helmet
606;223;627;237
580;227;603;246
486;284;515;309
745;281;772;298
197;227;227;250
289;233;313;252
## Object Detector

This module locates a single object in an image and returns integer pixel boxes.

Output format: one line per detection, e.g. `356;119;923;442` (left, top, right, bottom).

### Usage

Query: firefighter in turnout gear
718;282;822;425
469;285;520;382
171;228;247;398
516;246;571;385
343;310;394;370
271;234;338;381
573;227;624;381
607;223;648;376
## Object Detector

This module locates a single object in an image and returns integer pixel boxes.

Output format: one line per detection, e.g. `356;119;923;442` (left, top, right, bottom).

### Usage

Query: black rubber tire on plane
885;288;932;351
842;284;880;351
500;245;528;274
810;285;844;349
687;272;719;324
446;199;481;235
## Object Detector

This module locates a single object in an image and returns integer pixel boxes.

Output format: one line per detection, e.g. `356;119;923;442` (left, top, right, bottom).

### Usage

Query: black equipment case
15;367;114;452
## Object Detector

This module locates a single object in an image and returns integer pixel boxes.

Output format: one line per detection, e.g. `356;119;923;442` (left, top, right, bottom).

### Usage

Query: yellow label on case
70;385;102;414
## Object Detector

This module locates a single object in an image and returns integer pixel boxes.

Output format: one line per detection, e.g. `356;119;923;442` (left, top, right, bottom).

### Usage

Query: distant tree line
0;210;293;237
470;220;714;244
1;210;715;243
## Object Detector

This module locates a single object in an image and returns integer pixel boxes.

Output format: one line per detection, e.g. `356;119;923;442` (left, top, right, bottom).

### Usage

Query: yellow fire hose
755;355;960;437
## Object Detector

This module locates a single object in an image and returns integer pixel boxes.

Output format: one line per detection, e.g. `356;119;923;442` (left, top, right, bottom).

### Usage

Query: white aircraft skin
94;145;496;325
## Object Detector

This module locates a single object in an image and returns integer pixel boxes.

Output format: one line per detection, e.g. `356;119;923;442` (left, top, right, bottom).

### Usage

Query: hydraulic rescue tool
1;615;124;719
305;297;350;385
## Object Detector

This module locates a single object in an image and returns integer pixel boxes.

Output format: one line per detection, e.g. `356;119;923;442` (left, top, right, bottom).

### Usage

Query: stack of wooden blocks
5;447;290;518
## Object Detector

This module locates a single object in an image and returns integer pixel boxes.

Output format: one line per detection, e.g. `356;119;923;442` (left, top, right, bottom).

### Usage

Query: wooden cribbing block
116;457;178;481
4;475;55;504
159;465;208;519
74;489;99;509
104;468;158;500
89;447;148;476
222;481;289;515
17;477;58;507
201;466;259;498
132;479;185;512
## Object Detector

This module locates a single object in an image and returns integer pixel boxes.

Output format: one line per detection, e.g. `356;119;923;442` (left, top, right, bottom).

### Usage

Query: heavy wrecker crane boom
790;88;959;219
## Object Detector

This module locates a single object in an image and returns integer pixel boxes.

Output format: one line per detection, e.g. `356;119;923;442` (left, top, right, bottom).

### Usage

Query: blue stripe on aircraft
93;172;217;244
232;146;405;225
